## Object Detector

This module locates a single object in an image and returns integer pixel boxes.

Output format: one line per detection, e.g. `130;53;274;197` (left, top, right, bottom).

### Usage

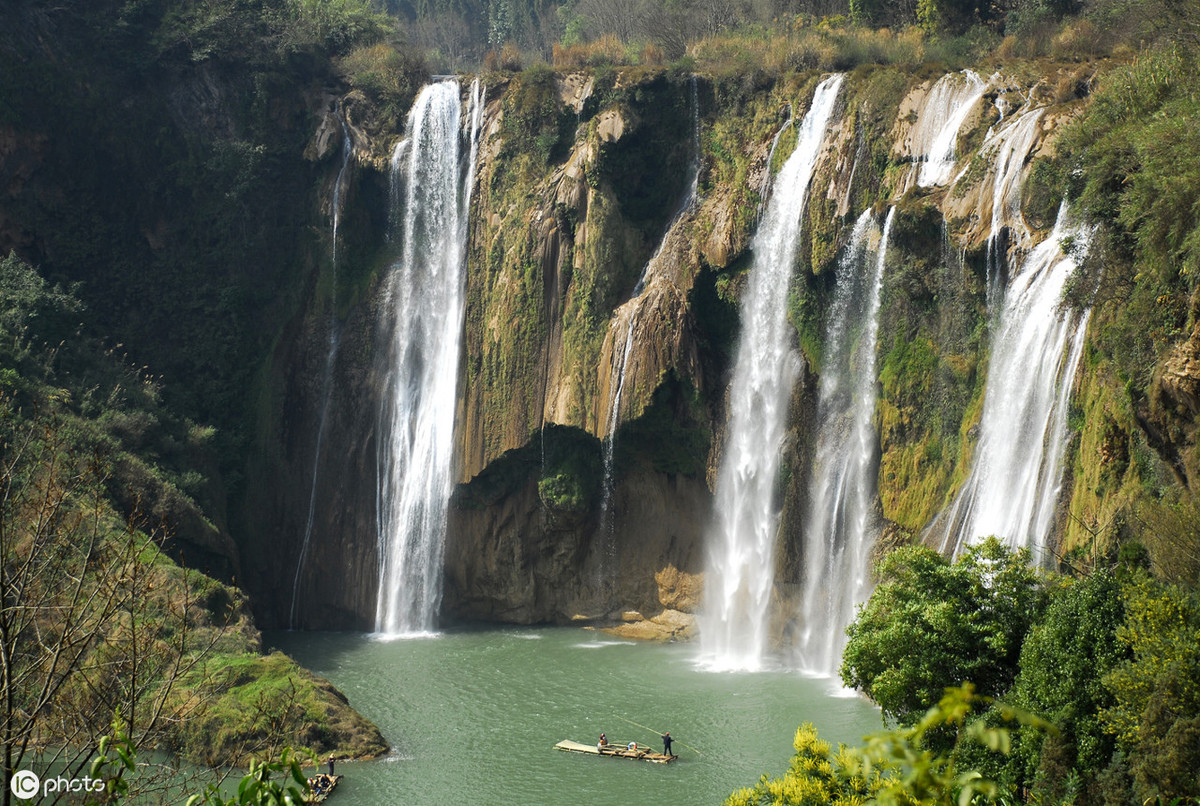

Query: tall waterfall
289;107;352;629
796;207;893;677
909;70;988;188
700;74;844;672
375;79;483;637
935;203;1092;562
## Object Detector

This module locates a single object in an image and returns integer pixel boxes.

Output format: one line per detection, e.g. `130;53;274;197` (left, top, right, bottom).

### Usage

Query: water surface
268;628;881;805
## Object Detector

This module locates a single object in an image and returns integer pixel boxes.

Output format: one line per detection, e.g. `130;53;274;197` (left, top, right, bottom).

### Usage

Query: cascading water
935;203;1092;563
796;207;893;677
977;107;1044;303
289;107;352;629
375;79;482;637
699;74;844;672
596;76;701;559
909;70;988;188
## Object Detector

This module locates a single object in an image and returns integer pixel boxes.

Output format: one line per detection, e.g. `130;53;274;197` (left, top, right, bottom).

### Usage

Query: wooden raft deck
555;740;676;763
305;773;341;803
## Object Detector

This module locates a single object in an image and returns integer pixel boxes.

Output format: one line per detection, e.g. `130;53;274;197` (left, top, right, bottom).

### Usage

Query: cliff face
256;60;1150;633
12;14;1188;635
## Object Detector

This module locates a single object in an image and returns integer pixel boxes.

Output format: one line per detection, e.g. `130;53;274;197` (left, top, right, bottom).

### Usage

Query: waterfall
977;107;1044;303
699;74;844;672
596;76;701;566
796;207;893;677
759;105;794;222
375;79;483;637
935;203;1092;563
909;70;988;188
289;106;352;629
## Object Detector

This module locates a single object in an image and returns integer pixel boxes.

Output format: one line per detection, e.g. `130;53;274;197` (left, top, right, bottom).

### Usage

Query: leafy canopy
841;538;1049;727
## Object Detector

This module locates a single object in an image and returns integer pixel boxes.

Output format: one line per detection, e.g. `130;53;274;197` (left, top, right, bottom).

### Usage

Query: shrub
1101;576;1200;802
841;538;1049;729
552;34;630;68
338;43;428;123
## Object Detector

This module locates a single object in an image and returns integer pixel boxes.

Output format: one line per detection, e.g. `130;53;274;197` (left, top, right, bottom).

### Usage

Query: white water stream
700;74;844;672
978;107;1045;303
797;207;893;677
375;79;482;636
597;76;701;570
935;203;1091;562
909;70;988;188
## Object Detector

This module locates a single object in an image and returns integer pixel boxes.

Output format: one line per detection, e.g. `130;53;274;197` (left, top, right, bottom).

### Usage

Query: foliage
1003;571;1127;802
0;251;82;367
275;0;392;56
0;397;256;801
1101;575;1200;801
0;253;383;783
724;722;880;806
85;722;138;804
691;21;927;76
84;727;317;806
1133;496;1200;586
338;42;429;123
184;748;316;806
841;539;1049;729
169;651;387;766
727;685;1050;806
536;427;602;513
1064;44;1200;288
499;62;573;166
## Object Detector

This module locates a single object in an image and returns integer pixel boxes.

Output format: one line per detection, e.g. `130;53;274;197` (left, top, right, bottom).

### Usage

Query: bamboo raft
305;773;341;803
555;739;677;763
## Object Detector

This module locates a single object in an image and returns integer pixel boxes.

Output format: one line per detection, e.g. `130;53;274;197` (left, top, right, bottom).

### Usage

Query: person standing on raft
662;732;674;757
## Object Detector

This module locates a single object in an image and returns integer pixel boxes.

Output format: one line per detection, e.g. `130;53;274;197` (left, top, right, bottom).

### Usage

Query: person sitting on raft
597;733;608;752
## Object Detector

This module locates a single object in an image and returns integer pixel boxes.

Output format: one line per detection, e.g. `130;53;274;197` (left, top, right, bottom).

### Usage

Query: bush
276;0;391;56
338;43;428;123
552;34;630;68
1005;571;1127;801
726;685;1048;806
1101;575;1200;802
841;538;1049;729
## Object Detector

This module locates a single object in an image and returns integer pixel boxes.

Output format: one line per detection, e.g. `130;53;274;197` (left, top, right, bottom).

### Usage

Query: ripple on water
573;639;636;649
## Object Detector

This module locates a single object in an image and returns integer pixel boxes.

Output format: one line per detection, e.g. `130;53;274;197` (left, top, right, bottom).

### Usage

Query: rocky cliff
264;60;1155;638
8;3;1191;639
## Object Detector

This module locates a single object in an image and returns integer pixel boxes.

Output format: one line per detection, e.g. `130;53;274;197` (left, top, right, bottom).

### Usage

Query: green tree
726;685;1048;806
724;723;880;806
841;538;1049;728
1101;575;1200;801
1003;571;1127;803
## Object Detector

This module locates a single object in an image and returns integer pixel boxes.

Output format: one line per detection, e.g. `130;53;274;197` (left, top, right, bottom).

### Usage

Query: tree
1003;571;1127;803
725;685;1049;806
840;538;1049;728
0;406;240;804
1101;575;1200;802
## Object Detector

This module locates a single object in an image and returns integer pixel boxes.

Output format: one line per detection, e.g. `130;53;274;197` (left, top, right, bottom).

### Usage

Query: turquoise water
266;628;882;805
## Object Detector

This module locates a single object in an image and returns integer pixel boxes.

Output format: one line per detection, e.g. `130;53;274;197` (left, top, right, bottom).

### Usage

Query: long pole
613;715;702;756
